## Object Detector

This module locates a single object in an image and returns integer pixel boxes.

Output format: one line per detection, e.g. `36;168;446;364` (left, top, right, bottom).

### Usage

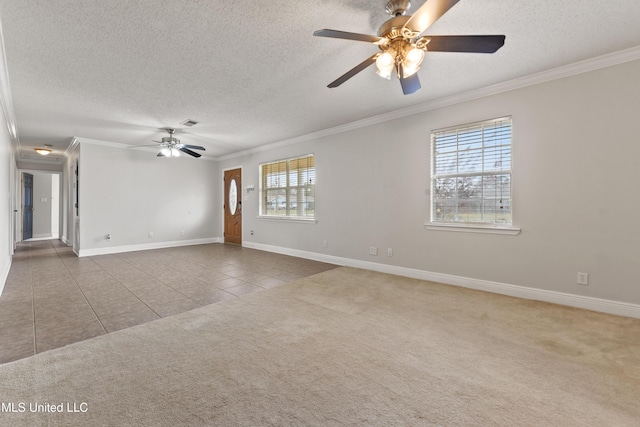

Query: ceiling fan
140;128;206;158
314;0;505;95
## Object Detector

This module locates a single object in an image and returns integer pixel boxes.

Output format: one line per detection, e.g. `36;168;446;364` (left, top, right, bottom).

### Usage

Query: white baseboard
78;238;218;257
243;241;640;319
31;234;53;240
0;256;12;297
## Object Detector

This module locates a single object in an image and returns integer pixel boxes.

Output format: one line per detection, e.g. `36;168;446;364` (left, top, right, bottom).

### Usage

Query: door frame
221;165;243;245
16;169;63;243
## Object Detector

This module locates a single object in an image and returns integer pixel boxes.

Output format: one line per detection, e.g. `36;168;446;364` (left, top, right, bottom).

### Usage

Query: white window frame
426;117;520;235
258;154;316;222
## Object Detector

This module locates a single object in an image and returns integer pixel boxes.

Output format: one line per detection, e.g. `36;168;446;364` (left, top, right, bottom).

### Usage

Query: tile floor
0;240;338;364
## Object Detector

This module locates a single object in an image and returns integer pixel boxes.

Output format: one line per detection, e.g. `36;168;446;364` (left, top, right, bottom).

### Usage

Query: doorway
224;168;242;245
22;173;33;240
18;170;62;243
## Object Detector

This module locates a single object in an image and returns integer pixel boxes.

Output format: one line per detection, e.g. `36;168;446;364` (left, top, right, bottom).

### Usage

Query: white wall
220;58;640;309
0;111;12;294
30;171;52;239
76;140;220;256
0;16;15;295
51;173;59;237
61;141;79;247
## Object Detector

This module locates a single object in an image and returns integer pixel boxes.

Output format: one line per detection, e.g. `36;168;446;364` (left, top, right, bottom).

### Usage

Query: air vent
181;119;199;127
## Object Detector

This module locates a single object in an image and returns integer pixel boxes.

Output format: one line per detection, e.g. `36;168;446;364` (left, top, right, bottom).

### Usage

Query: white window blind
431;117;512;225
260;154;315;219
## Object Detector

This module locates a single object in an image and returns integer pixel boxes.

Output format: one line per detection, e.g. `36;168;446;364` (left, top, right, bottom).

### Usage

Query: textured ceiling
2;0;640;163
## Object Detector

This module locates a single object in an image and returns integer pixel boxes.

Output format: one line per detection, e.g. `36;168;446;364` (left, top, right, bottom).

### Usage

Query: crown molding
75;137;131;149
63;137;80;156
218;45;640;162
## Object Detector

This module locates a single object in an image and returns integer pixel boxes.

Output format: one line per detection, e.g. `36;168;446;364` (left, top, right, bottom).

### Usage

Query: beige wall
75;141;220;255
220;58;640;307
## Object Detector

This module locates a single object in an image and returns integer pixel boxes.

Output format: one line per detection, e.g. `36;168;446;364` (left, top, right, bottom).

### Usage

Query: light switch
40;197;47;202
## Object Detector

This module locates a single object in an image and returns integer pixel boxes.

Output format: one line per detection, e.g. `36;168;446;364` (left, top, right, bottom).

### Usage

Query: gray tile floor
0;240;338;364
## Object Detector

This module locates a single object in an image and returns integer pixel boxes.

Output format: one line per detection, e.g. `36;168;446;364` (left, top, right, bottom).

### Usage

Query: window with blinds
431;117;512;225
259;154;315;219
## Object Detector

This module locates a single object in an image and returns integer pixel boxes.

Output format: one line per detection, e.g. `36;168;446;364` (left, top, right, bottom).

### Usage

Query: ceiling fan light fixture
401;46;425;77
376;51;396;79
150;128;205;158
401;64;419;78
405;46;424;64
314;0;505;95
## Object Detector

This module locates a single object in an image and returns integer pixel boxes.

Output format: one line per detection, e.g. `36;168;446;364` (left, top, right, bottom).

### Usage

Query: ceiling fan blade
328;54;378;88
182;144;205;151
400;72;421;95
157;151;167;157
426;35;505;53
179;147;202;158
403;0;460;35
313;29;383;44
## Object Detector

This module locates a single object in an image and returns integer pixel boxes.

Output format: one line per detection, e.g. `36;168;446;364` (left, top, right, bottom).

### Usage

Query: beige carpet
1;267;639;426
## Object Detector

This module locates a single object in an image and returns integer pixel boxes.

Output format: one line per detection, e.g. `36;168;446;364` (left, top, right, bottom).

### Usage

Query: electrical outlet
369;246;378;256
323;240;328;248
148;232;154;238
577;272;589;285
387;248;393;257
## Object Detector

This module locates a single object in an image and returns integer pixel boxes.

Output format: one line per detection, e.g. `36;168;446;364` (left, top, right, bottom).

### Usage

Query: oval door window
229;179;238;215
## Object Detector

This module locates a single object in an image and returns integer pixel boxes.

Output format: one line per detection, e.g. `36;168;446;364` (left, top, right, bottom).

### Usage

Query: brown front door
224;168;242;245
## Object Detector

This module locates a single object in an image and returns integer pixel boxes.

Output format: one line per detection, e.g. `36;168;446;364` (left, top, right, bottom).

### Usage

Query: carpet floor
1;267;639;426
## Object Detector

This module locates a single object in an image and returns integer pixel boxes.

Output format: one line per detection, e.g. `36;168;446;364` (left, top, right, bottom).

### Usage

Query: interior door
224;168;242;245
22;173;33;240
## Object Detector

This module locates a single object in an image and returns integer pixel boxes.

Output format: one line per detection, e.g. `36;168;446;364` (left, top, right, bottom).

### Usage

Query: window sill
424;223;521;235
257;216;317;224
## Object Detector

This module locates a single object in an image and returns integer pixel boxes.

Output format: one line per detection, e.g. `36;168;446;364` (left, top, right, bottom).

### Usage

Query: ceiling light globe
376;66;393;80
402;65;419;77
376;51;396;80
406;47;424;65
376;51;395;68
